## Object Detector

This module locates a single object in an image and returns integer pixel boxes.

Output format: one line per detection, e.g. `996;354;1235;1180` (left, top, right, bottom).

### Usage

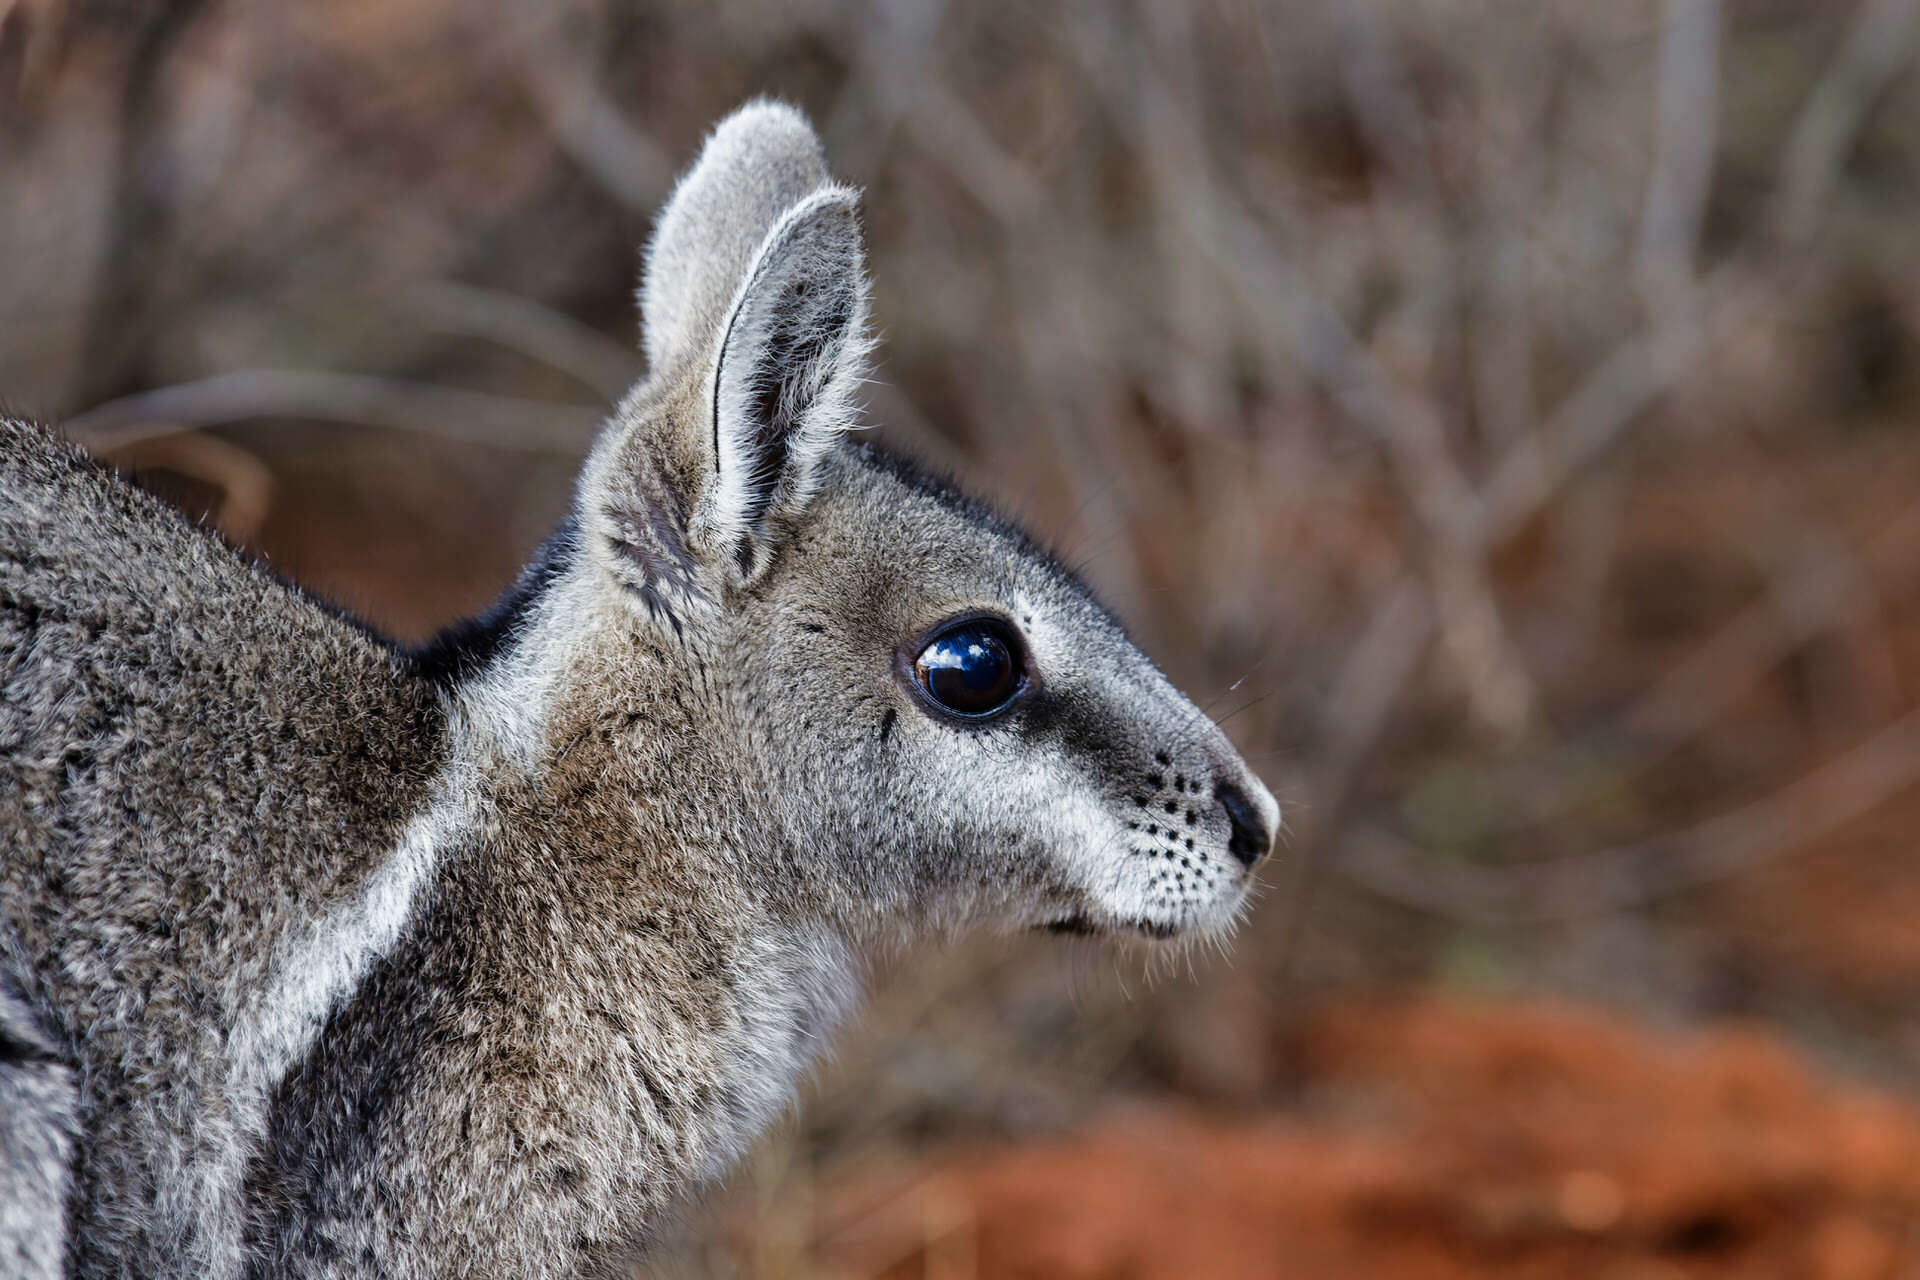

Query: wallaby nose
1216;781;1273;869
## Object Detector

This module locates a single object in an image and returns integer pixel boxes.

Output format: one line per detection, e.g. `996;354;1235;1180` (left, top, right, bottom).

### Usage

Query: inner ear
725;273;854;538
704;187;868;578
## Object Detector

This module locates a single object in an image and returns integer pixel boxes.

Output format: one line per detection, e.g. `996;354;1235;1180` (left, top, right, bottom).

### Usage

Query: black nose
1217;782;1270;868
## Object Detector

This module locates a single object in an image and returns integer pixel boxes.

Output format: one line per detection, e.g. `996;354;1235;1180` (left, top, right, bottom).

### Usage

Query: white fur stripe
170;756;476;1274
229;761;475;1097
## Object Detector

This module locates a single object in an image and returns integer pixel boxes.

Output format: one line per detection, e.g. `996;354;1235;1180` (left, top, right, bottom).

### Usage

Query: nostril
1216;782;1270;869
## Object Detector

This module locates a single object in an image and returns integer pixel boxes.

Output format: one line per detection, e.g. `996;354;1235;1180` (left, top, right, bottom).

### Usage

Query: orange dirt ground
800;1000;1920;1279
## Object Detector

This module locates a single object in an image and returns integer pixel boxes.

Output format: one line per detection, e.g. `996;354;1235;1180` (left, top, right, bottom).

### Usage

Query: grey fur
0;985;77;1278
0;100;1278;1278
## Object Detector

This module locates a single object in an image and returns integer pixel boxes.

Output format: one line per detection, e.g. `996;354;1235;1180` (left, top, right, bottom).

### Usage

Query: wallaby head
465;100;1278;949
0;97;1282;1280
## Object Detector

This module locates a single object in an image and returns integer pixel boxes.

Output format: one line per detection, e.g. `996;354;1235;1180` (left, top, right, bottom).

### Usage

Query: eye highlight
910;616;1026;719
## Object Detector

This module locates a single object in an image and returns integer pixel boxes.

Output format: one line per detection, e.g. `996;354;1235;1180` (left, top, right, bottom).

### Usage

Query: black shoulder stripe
411;516;579;688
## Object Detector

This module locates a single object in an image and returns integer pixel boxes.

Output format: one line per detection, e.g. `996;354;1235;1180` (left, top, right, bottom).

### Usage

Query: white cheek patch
1007;594;1251;937
1015;758;1143;909
1004;756;1248;937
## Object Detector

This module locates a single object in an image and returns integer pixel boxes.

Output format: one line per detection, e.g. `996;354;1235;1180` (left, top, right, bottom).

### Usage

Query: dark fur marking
610;495;695;587
633;1065;674;1121
610;492;702;629
242;927;444;1273
634;583;685;637
413;517;580;687
0;987;59;1066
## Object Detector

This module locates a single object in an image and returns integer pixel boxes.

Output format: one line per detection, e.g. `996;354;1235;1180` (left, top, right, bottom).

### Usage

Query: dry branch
64;370;603;454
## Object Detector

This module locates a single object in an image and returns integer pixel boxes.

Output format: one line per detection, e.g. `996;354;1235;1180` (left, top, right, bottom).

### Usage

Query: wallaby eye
911;617;1025;719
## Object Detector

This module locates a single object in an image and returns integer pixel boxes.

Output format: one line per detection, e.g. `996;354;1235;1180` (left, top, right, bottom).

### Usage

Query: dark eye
911;617;1025;719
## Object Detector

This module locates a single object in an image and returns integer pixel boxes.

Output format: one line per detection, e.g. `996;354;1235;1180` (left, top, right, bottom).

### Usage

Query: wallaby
0;100;1278;1279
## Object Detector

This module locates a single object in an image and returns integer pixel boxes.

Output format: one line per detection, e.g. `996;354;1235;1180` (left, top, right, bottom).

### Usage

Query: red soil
808;1000;1920;1278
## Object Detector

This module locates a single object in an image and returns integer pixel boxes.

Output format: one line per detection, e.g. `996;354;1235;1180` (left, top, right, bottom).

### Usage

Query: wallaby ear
580;101;870;629
641;100;833;378
700;186;870;578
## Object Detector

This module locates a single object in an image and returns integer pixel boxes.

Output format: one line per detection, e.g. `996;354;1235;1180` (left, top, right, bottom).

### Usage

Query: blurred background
8;0;1920;1274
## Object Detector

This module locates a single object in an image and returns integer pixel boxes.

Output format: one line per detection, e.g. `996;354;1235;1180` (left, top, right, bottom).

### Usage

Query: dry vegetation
7;0;1920;1274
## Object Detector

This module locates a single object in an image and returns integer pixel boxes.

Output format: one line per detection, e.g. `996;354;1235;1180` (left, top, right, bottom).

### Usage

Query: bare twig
1272;578;1435;978
1459;504;1909;843
821;0;951;178
1066;15;1535;735
71;0;211;408
1138;2;1235;426
1620;520;1901;745
1466;61;1548;452
505;2;673;212
102;430;275;540
64;370;602;454
1297;0;1920;930
1215;200;1536;733
1472;0;1725;552
1469;285;1734;550
1339;703;1920;923
404;281;641;403
827;3;1041;224
1636;0;1720;353
1773;0;1920;246
1472;0;1913;554
1330;0;1439;205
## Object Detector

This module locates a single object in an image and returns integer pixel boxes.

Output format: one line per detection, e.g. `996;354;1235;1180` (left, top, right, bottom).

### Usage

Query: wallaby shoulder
0;415;451;1277
0;414;447;964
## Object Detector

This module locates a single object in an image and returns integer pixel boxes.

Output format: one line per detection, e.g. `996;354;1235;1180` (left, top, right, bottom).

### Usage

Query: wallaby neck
441;549;876;1144
244;556;868;1276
